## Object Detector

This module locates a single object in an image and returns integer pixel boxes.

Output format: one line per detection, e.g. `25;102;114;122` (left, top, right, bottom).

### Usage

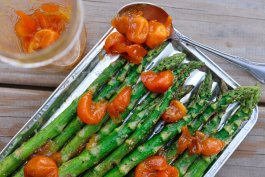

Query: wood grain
0;87;51;150
0;0;265;176
0;64;67;87
0;87;51;118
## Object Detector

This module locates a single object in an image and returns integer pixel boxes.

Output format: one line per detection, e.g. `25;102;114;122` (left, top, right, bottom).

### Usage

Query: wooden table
0;0;264;176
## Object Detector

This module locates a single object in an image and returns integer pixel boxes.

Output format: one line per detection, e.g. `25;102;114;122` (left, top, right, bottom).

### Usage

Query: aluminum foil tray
0;26;258;177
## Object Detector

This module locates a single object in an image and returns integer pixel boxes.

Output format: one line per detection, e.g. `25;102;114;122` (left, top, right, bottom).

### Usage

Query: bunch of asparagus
182;87;260;177
0;42;169;176
161;87;260;177
0;56;126;177
0;40;260;177
104;83;260;177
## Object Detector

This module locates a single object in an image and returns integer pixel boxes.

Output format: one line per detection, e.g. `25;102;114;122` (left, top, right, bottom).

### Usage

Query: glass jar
0;0;86;71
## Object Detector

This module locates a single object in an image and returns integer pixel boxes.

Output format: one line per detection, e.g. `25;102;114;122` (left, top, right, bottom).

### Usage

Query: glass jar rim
0;0;84;68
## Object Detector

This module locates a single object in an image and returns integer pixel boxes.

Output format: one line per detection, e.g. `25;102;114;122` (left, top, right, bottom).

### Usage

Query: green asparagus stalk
95;63;133;101
175;85;194;101
104;85;259;177
11;166;24;177
59;52;186;162
183;87;260;177
84;62;203;177
186;71;213;107
87;59;126;93
0;58;127;177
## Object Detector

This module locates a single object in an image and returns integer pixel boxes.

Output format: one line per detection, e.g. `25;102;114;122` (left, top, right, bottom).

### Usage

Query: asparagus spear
0;58;126;177
135;84;195;148
84;62;203;177
104;85;258;177
11;166;24;177
186;71;213;107
59;52;186;162
175;85;194;101
183;87;260;177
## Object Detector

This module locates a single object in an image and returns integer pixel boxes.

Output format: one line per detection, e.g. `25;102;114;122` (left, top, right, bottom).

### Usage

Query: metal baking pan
0;5;259;177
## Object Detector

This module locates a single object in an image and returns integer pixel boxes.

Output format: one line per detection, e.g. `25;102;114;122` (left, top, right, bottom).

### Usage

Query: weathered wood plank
0;118;28;137
0;64;67;87
0;87;51;151
0;137;11;152
217;165;265;177
249;106;265;136
225;151;265;168
0;87;51;118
